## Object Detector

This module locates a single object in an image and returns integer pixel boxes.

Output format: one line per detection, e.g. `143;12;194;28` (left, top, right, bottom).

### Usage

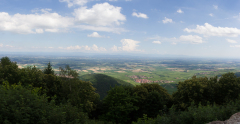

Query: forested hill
80;74;132;99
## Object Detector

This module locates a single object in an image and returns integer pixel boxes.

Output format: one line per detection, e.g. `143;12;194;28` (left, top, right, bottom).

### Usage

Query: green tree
0;81;88;124
43;62;54;75
0;57;20;84
101;85;138;124
132;84;172;119
58;65;99;114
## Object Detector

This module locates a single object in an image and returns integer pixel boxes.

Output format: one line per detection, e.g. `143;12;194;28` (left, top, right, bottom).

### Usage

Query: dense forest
1;56;240;124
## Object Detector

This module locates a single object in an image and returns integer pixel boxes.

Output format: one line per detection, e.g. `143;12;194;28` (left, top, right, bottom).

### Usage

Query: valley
7;55;240;94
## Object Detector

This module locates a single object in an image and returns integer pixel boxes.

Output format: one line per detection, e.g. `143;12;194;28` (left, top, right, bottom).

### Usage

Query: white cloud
111;45;118;51
0;11;73;34
230;45;240;48
76;25;127;34
59;0;88;7
66;45;82;50
92;44;107;51
177;9;183;13
226;39;237;43
152;41;161;44
171;42;177;45
73;2;126;26
162;17;173;24
111;39;140;51
179;35;203;44
125;0;132;1
184;23;240;37
0;44;3;47
132;12;148;19
120;39;140;51
87;32;102;37
213;5;218;10
63;44;106;51
108;0;117;1
209;13;213;17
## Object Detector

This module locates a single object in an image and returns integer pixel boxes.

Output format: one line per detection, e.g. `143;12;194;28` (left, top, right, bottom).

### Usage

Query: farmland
6;55;240;94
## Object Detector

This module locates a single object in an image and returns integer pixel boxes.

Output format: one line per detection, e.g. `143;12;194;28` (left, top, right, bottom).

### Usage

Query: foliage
100;85;138;124
80;74;132;99
132;84;172;119
43;62;54;75
133;98;240;124
172;73;240;110
0;57;20;84
0;82;88;124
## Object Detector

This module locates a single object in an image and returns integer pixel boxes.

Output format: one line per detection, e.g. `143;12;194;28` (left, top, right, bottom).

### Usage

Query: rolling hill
79;74;133;99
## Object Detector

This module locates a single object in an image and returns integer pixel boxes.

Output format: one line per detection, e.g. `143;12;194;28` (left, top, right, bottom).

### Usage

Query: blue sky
0;0;240;58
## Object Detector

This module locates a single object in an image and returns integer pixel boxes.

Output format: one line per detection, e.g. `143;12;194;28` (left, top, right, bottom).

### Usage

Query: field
6;55;240;94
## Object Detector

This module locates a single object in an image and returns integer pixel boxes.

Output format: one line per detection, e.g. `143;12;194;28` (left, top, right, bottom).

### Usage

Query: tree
172;73;240;110
58;65;99;113
43;62;54;75
0;57;20;84
132;84;172;119
101;85;138;124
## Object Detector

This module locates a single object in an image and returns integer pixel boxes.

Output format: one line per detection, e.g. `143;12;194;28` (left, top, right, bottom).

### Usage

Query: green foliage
0;57;20;84
172;73;240;110
0;83;88;124
131;84;172;120
43;62;54;75
133;98;240;124
101;85;138;124
80;74;133;99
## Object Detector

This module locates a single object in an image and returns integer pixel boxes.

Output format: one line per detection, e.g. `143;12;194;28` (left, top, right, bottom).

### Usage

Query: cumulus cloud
73;2;126;26
213;5;218;10
120;39;140;51
111;39;140;51
92;44;107;51
162;17;173;24
132;12;148;19
177;9;183;13
0;2;127;34
59;0;88;7
179;35;203;44
226;39;237;43
209;13;213;17
152;41;161;44
0;11;73;34
184;23;240;37
87;32;102;37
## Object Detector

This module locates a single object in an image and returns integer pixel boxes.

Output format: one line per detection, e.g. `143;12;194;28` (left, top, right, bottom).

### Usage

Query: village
126;75;174;84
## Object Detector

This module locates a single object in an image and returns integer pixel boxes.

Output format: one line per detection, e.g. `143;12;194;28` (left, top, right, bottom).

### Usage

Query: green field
11;56;240;94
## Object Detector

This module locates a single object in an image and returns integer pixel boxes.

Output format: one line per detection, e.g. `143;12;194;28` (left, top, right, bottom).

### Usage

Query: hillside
79;74;133;99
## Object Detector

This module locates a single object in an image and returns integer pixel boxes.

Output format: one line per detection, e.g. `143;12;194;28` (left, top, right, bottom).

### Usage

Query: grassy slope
79;74;133;99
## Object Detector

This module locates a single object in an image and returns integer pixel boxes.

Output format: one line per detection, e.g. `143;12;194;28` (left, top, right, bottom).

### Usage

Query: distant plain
7;55;240;94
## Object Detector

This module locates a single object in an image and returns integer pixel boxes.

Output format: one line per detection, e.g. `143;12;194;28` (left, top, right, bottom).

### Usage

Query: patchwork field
11;56;240;94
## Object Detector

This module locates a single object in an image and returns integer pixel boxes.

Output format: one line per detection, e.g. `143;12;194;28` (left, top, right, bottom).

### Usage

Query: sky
0;0;240;58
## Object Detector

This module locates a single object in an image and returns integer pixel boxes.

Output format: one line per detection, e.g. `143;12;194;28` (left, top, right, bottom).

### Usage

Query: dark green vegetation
80;74;133;99
1;56;240;124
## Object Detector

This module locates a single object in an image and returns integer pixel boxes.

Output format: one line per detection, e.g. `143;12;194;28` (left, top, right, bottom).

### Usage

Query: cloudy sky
0;0;240;58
